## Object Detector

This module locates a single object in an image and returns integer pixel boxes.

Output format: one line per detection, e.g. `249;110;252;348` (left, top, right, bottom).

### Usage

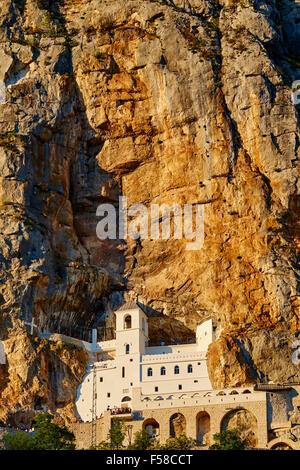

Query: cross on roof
24;318;38;335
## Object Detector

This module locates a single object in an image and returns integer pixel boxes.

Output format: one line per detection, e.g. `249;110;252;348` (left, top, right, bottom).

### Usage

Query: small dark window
100;377;103;382
122;366;125;378
174;365;179;374
107;393;110;398
155;386;158;392
125;344;130;354
161;366;166;376
130;359;133;362
178;385;182;390
188;364;193;373
147;368;153;377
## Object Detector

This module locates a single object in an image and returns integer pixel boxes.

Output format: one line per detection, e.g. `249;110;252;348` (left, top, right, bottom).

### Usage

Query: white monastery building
76;301;215;421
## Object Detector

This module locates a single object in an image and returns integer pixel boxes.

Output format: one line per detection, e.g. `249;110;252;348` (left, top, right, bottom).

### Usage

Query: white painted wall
196;319;215;351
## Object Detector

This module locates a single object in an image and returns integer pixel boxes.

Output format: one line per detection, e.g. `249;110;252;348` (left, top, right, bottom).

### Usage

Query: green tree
108;418;125;450
210;429;246;450
157;434;197;450
30;413;76;450
2;430;34;450
127;429;155;450
94;440;112;450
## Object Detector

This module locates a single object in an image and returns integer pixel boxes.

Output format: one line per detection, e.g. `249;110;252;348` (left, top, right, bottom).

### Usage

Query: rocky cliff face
0;0;299;422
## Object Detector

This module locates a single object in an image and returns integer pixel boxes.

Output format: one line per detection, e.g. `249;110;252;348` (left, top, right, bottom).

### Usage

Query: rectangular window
107;393;110;398
178;385;182;390
100;377;103;382
155;386;158;392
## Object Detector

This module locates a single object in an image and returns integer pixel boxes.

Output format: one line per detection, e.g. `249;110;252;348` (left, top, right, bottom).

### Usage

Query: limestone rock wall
0;0;299;422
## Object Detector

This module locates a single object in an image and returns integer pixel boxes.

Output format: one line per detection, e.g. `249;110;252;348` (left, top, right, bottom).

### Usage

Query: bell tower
114;301;148;400
115;300;148;356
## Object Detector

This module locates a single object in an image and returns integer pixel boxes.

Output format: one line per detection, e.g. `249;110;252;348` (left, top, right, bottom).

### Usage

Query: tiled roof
115;301;139;312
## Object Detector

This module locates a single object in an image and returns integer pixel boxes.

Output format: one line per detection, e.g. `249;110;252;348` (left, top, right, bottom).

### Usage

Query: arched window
121;396;131;402
187;364;193;373
147;368;153;377
122;366;125;378
174;365;179;374
125;344;130;354
161;366;166;376
124;315;132;329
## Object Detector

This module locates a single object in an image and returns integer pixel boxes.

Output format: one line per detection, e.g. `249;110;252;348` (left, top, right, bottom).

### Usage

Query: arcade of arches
138;406;261;448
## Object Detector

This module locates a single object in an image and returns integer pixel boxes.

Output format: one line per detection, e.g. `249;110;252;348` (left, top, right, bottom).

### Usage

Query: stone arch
221;408;258;448
217;390;226;396
242;389;251;394
143;418;160;437
268;438;295;450
124;315;132;329
169;413;186;438
229;390;239;395
196;411;210;446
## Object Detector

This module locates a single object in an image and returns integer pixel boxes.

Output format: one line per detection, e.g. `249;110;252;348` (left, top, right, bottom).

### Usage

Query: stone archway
267;437;295;450
271;442;293;450
221;408;258;448
169;413;186;438
143;418;160;437
196;411;210;445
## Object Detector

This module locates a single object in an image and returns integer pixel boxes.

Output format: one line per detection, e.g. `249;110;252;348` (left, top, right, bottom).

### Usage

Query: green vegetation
94;51;105;60
0;131;18;152
2;430;33;450
127;429;156;450
2;413;76;450
30;413;75;450
93;420;197;450
156;434;197;450
95;418;126;450
108;418;126;449
210;429;246;450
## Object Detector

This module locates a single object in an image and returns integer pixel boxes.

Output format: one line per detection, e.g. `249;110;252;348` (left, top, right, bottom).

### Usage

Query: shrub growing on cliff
210;429;246;450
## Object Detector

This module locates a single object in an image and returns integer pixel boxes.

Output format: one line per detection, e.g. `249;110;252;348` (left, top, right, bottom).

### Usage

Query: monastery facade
68;302;300;450
76;301;214;421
